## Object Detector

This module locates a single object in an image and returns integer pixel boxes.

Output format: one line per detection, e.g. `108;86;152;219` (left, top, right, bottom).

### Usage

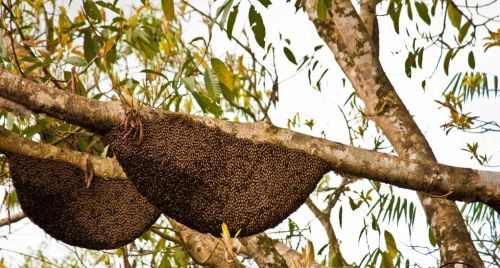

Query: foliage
0;0;498;267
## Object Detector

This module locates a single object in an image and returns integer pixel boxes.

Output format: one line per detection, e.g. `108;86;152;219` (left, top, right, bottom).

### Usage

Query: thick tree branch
0;69;498;210
238;233;289;267
304;0;484;265
170;219;245;268
0;126;127;180
359;0;379;56
0;97;31;116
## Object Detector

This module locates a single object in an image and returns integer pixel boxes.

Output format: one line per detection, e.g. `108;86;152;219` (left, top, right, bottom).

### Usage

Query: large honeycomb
106;113;330;236
6;153;161;250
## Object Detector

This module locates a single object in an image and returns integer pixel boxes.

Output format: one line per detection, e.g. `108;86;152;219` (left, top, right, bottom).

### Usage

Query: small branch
149;227;183;244
305;198;347;266
0;211;26;227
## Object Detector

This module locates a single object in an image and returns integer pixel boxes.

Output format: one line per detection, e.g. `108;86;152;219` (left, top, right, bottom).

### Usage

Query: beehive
106;113;330;236
6;153;161;250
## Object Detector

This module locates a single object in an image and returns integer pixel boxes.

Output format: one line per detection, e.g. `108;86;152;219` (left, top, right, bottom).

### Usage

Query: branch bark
0;69;498;210
305;198;347;267
0;125;316;266
0;211;26;227
304;0;484;266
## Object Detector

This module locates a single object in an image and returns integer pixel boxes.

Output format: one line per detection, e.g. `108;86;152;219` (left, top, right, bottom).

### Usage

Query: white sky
1;0;499;267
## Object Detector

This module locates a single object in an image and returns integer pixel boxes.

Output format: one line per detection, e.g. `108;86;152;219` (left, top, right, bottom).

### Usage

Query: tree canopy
0;0;499;267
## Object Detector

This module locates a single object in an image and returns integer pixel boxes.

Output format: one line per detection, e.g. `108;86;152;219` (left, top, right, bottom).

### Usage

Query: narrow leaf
249;6;266;48
226;4;239;40
64;56;87;67
283;47;297;64
468;51;475;69
83;30;98;62
443;49;453;75
257;0;272;8
447;3;462;29
83;0;100;21
458;20;472;43
384;230;398;259
317;0;331;21
211;58;233;90
204;68;222;102
415;2;431;25
388;1;402;33
161;0;175;21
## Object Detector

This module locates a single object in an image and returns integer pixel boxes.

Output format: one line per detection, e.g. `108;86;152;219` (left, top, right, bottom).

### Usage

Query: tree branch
0;69;498;209
0;211;26;227
359;0;379;56
305;198;348;266
0;126;127;180
304;0;484;265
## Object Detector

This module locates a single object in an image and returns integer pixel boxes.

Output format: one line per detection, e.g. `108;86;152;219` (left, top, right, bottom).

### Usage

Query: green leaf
95;1;121;14
317;0;331;21
83;0;100;21
257;0;272;8
415;2;431;25
183;77;222;116
216;0;234;29
406;0;413;20
468;51;475;69
283;47;297;64
458;20;472;43
204;68;222;102
226;4;239;40
249;6;266;48
64;56;87;67
22;124;46;138
141;69;168;80
211;58;233;90
192;91;222;116
388;1;402;33
404;52;414;78
447;3;462;29
417;48;424;68
428;227;437;247
161;0;175;21
443;49;453;75
384;230;398;260
83;29;99;62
